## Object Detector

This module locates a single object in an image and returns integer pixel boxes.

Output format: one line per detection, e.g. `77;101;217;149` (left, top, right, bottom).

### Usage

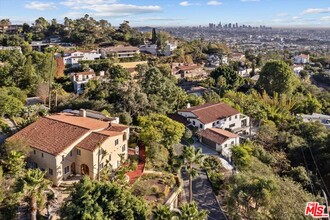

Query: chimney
187;103;191;108
79;109;86;117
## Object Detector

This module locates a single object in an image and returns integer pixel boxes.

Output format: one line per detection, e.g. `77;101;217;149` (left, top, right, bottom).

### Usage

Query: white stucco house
70;70;105;94
294;54;310;64
63;50;101;67
177;103;250;135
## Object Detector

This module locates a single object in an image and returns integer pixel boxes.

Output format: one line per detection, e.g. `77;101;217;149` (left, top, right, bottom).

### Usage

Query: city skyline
0;0;330;27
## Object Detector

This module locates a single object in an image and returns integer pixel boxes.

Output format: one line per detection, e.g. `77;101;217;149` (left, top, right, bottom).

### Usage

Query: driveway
193;141;234;171
181;169;228;220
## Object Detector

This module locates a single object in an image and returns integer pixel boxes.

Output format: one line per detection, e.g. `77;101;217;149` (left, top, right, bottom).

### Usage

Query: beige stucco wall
26;127;129;186
92;128;129;179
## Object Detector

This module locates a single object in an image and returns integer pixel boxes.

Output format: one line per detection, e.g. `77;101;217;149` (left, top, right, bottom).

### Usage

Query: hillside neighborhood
0;7;330;220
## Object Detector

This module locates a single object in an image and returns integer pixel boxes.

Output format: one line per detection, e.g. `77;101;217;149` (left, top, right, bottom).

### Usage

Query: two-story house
172;64;207;79
70;70;105;94
7;110;129;186
178;103;250;133
63;50;101;67
294;54;310;64
100;46;140;59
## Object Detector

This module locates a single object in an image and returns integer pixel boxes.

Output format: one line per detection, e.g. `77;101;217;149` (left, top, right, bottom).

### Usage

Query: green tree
61;177;147;220
231;143;253;169
15;169;50;220
210;65;243;90
138;114;185;149
3;150;26;176
153;205;175;220
257;60;299;96
178;202;208;220
182;146;204;203
0;92;24;117
108;65;131;82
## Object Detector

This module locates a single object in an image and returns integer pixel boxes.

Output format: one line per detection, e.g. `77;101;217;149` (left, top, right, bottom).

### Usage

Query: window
231;141;234;145
123;132;127;141
192;121;195;125
49;168;53;175
115;139;119;146
224;118;226;122
225;144;227;147
64;166;70;174
212;122;215;127
109;154;111;161
70;151;72;157
33;150;36;155
229;117;232;121
229;123;235;128
235;115;238;119
41;153;44;158
122;144;126;152
77;149;81;156
200;124;203;129
62;155;65;161
217;121;220;124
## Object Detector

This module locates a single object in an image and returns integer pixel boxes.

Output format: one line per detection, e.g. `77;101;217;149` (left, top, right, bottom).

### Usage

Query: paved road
182;169;228;220
193;140;234;171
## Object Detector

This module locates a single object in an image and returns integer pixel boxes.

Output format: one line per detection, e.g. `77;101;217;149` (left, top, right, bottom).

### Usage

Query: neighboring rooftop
179;103;239;124
197;128;239;145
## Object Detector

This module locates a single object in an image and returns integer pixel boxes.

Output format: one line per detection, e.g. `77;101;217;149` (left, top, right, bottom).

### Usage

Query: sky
0;0;330;27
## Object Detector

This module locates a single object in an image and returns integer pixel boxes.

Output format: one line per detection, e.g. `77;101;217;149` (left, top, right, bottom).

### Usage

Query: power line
307;146;330;197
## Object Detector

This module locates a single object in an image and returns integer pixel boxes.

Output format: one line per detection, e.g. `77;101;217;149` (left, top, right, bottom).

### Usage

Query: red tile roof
46;113;110;130
8;117;89;155
76;130;122;151
8;113;127;155
179;103;239;124
197;128;238;145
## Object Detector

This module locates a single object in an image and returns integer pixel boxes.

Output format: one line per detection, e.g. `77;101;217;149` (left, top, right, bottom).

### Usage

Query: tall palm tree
51;82;64;110
182;145;204;203
15;169;50;220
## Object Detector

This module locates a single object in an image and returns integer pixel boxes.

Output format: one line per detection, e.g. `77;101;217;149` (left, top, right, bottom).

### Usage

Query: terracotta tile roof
8;113;128;155
179;103;239;124
46;113;110;130
76;130;123;151
177;65;200;71
8;117;90;155
197;128;238;145
105;123;128;132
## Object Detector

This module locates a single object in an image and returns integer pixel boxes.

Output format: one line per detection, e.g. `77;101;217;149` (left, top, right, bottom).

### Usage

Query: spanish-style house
177;103;250;135
294;54;310;64
100;45;140;59
7;110;129;186
197;128;239;158
172;63;207;79
63;50;101;67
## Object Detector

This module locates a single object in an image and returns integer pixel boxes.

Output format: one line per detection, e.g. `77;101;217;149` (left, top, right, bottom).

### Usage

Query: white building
298;113;330;129
63;50;101;67
100;46;140;59
140;44;158;55
177;103;250;135
294;54;310;64
70;70;105;94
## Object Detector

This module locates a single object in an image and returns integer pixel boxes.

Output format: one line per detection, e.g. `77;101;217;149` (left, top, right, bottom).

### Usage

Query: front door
81;164;89;176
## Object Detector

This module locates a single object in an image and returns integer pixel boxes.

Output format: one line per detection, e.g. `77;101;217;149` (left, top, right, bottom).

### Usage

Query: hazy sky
0;0;330;27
